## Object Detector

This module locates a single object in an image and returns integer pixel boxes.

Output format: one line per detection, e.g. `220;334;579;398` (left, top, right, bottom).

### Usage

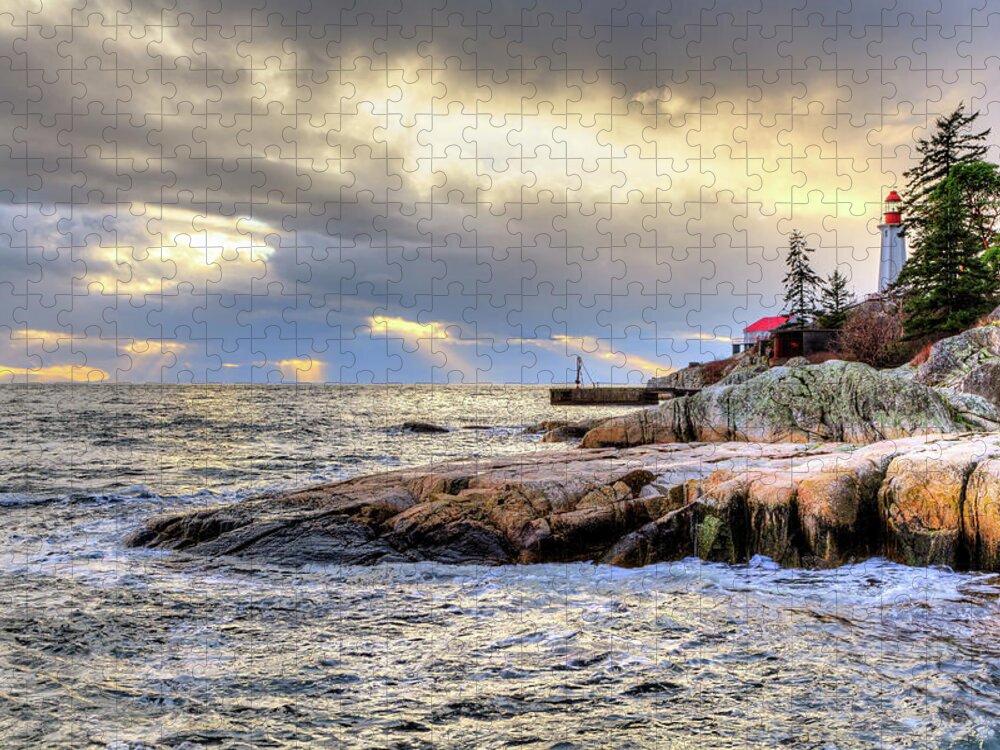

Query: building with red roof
733;315;790;354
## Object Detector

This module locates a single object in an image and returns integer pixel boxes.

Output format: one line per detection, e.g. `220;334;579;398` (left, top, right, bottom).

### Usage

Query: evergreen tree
896;173;996;337
903;103;990;240
818;268;856;327
949;161;1000;251
782;230;822;327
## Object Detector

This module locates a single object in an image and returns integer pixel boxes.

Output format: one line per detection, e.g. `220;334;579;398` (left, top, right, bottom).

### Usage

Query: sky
2;0;1000;384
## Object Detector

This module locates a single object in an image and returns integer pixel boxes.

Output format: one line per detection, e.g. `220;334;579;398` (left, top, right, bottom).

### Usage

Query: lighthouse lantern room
878;190;906;292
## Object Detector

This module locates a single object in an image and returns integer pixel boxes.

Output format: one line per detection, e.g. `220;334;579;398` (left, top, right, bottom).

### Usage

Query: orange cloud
0;364;109;383
368;315;451;342
538;334;673;378
122;339;187;356
275;358;325;383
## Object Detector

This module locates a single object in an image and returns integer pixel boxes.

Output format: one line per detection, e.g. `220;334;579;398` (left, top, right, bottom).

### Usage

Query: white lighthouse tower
878;190;906;292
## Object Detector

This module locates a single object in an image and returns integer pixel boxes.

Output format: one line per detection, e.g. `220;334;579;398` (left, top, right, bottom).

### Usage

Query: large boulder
647;365;707;390
715;364;768;386
878;440;990;567
647;350;768;390
582;360;1000;448
794;453;887;566
579;397;691;446
538;418;607;443
964;457;1000;570
914;321;1000;406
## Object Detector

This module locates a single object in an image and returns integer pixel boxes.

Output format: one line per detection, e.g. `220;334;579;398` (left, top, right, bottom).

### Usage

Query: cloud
274;357;326;383
1;1;994;382
534;334;674;379
124;339;188;357
365;314;479;379
7;329;84;349
0;363;109;383
364;313;679;379
368;315;453;344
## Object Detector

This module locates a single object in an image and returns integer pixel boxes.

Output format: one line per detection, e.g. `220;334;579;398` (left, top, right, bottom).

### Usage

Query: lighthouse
878;190;906;292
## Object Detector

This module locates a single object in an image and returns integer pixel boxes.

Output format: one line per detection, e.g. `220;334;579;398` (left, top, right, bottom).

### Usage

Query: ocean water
2;384;1000;749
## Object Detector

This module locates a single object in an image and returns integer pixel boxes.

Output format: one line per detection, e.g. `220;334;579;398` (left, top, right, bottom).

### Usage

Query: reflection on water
1;385;1000;748
0;384;633;499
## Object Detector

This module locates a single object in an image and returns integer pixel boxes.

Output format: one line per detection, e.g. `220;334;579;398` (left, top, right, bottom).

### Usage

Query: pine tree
782;229;822;327
818;268;856;328
903;103;990;240
949;160;1000;251
896;174;996;337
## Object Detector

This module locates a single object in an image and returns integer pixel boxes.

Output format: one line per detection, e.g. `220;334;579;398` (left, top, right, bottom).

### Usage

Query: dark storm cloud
1;0;998;381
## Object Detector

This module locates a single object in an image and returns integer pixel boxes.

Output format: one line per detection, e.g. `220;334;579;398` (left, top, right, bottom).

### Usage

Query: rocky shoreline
129;319;1000;572
129;432;1000;572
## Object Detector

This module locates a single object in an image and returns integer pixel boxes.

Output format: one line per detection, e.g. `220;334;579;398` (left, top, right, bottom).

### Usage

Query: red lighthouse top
883;190;902;225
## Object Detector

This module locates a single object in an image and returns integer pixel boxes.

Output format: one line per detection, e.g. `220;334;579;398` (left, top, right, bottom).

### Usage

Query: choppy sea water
2;384;1000;749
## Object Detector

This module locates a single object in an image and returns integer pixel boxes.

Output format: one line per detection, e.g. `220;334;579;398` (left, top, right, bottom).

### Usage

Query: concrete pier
549;387;659;405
